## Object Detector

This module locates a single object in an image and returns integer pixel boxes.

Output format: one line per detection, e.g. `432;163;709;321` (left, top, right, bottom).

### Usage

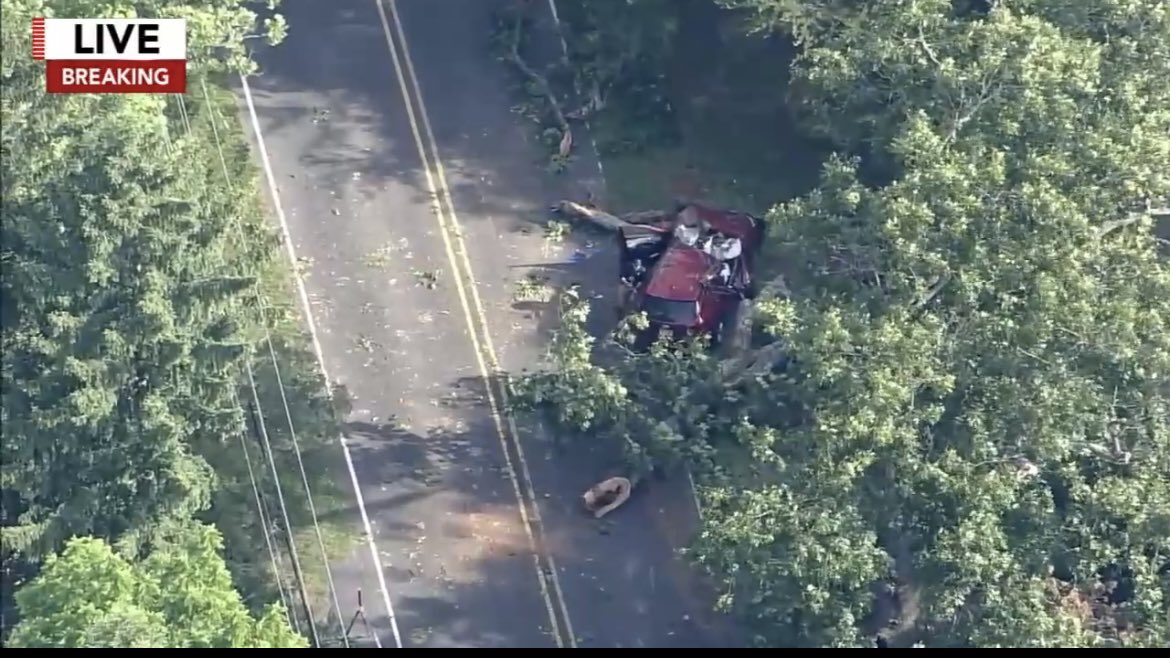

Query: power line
240;432;299;632
169;91;323;646
233;394;299;633
175;90;192;135
238;70;405;648
243;361;320;646
198;76;349;645
256;301;351;641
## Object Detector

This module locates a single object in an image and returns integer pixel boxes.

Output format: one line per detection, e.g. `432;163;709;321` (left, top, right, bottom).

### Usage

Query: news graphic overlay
32;17;187;94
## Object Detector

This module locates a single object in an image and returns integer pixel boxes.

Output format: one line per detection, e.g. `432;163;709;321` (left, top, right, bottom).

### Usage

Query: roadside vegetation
510;0;1170;648
2;0;352;647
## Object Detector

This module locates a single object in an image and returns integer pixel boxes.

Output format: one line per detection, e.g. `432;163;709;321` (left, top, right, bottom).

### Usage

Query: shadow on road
241;0;745;647
326;373;740;648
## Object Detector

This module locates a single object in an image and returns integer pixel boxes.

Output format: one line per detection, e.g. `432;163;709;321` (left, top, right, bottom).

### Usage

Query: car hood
644;245;710;300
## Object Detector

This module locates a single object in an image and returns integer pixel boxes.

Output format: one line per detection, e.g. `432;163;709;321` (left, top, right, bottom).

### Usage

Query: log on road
551;200;675;233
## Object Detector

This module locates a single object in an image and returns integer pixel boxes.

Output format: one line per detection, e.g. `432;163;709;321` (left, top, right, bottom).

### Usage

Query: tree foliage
518;0;1170;647
6;523;305;648
2;0;283;562
1;0;304;644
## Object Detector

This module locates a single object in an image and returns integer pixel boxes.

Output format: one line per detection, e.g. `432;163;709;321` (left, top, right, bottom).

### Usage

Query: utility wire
239;70;407;648
198;76;350;645
257;304;350;641
170;91;321;646
245;361;321;647
196;78;351;646
175;91;192;135
233;394;299;632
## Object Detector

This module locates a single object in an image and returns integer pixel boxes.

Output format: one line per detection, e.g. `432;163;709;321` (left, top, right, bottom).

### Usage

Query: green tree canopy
1;0;283;561
6;523;306;648
520;0;1170;647
0;0;331;647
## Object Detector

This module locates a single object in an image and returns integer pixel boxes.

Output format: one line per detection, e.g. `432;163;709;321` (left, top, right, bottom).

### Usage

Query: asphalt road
241;0;739;648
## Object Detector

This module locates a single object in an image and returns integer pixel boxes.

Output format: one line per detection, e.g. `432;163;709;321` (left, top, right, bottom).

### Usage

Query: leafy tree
519;0;1170;647
6;523;306;647
1;3;305;643
1;0;284;559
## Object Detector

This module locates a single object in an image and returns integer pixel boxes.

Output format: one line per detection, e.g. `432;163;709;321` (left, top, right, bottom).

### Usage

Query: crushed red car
616;204;764;349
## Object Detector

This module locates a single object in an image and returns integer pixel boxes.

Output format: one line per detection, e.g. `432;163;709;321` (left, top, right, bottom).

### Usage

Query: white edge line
543;0;703;521
238;73;402;650
544;0;605;184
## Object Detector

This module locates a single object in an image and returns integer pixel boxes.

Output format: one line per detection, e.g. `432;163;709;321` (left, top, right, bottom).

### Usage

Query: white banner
40;18;187;61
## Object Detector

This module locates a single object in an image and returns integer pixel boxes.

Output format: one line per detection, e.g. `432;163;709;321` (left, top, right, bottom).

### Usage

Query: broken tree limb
721;340;789;384
552;200;630;232
721;274;792;380
720;299;754;359
564;80;606;120
912;274;951;314
551;199;679;232
506;2;572;151
620;209;676;225
557;130;573;159
757;273;792;301
505;0;608;160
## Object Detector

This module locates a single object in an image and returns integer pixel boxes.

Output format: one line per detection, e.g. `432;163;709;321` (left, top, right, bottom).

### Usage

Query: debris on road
583;476;632;519
412;268;441;289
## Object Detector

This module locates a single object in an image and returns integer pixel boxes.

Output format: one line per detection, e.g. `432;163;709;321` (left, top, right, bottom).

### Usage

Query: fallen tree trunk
552;200;630;232
551;200;673;231
721;273;792;382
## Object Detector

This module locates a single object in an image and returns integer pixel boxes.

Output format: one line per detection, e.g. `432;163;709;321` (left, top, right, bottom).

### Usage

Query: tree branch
758;273;792;300
504;1;609;157
912;274;951;313
721;340;788;384
506;2;572;153
551;199;677;232
1097;207;1170;238
550;200;633;232
915;25;942;69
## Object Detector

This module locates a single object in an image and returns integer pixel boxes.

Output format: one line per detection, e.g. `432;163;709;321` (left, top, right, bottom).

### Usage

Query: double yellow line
372;0;577;648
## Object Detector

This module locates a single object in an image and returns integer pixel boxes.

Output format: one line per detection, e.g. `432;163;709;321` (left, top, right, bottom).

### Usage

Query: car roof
644;243;710;301
679;205;761;245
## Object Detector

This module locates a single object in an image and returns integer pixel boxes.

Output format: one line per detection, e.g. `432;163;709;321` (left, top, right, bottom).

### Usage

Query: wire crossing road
240;0;738;648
